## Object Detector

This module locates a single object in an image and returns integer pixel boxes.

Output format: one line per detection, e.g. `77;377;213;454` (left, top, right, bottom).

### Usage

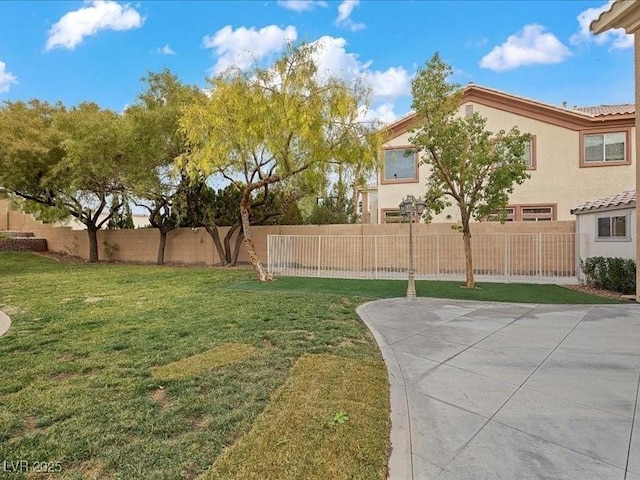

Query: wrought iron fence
267;233;581;284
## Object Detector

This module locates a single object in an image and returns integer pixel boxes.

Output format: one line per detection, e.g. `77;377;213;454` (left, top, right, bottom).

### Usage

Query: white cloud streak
158;44;176;55
0;61;17;93
570;0;633;50
203;24;298;75
335;0;365;31
480;24;571;72
46;1;144;51
277;0;327;12
358;103;399;124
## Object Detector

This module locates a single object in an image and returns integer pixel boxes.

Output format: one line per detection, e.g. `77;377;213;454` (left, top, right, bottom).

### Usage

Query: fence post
537;233;542;279
436;235;440;279
374;236;378;279
504;234;508;281
317;236;321;277
267;235;271;275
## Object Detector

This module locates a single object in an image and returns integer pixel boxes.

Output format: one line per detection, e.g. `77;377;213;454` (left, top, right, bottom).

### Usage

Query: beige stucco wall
4;205;575;272
576;207;636;261
378;103;635;223
0;198;9;230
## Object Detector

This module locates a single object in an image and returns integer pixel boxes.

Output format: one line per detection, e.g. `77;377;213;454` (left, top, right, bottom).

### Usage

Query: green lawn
0;253;389;479
0;253;621;479
231;276;624;304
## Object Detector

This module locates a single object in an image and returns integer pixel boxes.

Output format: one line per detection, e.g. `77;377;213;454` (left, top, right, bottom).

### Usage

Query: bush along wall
581;257;636;295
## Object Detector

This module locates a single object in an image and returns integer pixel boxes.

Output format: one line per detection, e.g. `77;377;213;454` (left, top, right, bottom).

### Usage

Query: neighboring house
361;84;635;224
572;190;636;263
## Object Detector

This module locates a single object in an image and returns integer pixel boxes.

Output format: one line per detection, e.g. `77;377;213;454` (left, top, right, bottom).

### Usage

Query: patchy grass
230;276;624;304
0;253;388;479
205;354;389;480
151;343;257;381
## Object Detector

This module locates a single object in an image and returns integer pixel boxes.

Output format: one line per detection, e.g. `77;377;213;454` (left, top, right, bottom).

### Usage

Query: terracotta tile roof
571;190;636;214
573;104;635;116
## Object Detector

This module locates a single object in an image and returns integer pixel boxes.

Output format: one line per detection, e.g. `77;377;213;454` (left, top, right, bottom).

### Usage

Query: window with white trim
488;204;555;222
596;214;629;240
381;209;406;223
584;132;626;163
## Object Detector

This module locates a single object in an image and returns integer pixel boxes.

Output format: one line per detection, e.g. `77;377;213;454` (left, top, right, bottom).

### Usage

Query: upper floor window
581;130;630;167
382;147;418;184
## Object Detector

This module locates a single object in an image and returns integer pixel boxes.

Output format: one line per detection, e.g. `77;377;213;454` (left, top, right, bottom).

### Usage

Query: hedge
581;256;636;295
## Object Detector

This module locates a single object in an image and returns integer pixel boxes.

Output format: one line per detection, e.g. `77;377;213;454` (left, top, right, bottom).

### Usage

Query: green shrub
581;256;636;294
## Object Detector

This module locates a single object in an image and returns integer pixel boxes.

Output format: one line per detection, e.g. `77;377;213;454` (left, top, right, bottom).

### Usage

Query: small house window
597;215;628;240
464;104;474;117
381;209;407;223
488;204;555;222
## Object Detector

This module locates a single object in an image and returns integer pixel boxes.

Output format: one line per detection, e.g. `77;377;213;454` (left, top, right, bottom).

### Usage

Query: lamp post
399;195;427;300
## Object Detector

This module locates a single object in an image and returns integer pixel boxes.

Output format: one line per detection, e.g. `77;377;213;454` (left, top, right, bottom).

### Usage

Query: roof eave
571;201;637;215
591;0;640;34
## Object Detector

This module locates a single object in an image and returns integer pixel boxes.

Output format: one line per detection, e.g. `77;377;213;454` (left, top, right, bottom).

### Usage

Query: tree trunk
462;220;475;289
223;224;239;265
158;229;167;265
231;229;244;266
240;198;272;281
87;225;99;263
204;224;228;266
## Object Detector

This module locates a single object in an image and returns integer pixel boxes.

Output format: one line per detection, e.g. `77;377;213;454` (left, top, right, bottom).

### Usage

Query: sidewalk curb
357;300;413;480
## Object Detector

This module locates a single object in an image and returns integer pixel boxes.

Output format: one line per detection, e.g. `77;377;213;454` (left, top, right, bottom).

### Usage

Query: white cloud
365;67;411;100
480;24;571;72
158;44;176;55
570;0;633;50
203;25;298;75
46;1;144;51
0;61;17;93
358;103;400;124
277;0;327;12
311;36;410;100
335;0;365;31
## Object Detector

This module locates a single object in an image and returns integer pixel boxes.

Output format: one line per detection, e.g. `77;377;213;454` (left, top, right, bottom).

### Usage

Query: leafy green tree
125;70;205;265
180;43;382;281
409;53;531;288
107;195;135;229
175;182;303;266
0;100;135;262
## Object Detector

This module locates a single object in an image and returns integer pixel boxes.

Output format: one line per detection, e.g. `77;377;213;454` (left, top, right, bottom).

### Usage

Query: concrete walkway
0;309;10;337
357;298;640;480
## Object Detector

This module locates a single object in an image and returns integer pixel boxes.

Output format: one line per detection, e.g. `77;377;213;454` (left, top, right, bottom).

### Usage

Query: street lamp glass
414;199;427;215
399;198;411;216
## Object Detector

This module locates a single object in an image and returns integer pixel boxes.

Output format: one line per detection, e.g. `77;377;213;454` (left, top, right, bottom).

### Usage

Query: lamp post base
406;273;416;300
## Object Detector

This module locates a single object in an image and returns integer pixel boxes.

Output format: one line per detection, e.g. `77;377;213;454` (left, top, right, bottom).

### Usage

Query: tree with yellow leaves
180;43;382;281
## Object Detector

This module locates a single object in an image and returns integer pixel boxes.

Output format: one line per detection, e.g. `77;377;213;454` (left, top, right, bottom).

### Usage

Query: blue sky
0;0;634;123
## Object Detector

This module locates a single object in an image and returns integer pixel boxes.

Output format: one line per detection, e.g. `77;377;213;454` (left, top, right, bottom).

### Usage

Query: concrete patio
357;298;640;480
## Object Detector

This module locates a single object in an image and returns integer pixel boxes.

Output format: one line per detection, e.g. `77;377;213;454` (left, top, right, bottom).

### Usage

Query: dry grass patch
151;343;256;381
204;354;390;480
149;386;170;409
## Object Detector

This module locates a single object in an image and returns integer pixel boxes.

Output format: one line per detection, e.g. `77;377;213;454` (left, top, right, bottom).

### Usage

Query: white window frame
595;212;631;242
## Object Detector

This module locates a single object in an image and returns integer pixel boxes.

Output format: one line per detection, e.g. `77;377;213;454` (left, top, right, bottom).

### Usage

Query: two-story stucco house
360;84;635;224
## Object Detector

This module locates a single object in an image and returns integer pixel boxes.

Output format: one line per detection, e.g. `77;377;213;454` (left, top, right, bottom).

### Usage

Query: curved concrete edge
356;300;412;480
0;309;11;337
